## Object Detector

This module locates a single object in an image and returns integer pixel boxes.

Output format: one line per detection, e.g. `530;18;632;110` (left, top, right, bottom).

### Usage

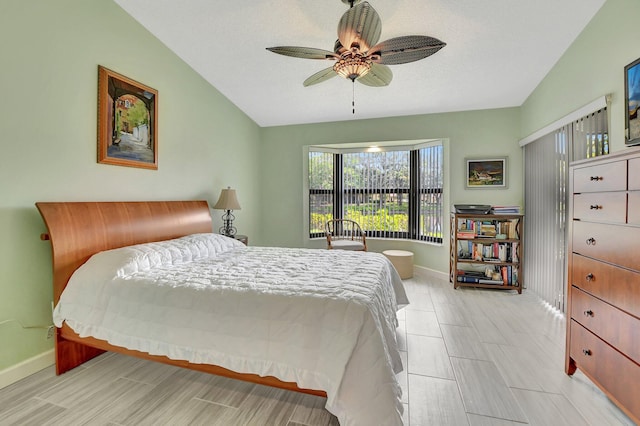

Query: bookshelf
449;212;523;293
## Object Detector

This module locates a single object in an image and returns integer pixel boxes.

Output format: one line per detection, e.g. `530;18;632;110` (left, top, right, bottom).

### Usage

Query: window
523;105;608;311
308;141;443;244
572;107;609;161
309;150;334;237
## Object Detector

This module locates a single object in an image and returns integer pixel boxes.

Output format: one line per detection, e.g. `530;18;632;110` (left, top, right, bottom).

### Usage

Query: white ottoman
383;250;414;279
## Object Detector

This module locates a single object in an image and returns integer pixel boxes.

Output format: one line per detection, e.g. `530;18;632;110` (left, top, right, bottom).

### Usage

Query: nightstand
234;235;248;245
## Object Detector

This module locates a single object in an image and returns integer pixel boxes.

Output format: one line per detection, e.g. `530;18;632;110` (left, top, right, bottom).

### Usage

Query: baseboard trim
414;265;449;281
0;349;54;390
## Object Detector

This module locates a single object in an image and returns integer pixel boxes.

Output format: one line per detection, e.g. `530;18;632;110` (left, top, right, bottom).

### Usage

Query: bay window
308;141;443;243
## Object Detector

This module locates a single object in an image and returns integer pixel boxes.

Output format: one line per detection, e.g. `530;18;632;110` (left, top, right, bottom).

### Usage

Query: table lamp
213;187;241;237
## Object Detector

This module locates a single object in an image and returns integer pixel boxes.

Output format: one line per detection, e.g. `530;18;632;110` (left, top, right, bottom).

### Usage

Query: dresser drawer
571;254;640;318
572;221;640;271
570;287;640;364
573;192;626;223
630;158;640;190
569;321;640;420
573;160;627;193
630;191;640;225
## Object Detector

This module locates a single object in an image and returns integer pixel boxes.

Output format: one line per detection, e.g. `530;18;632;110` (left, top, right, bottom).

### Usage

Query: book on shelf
499;265;517;286
479;279;504;285
498;244;507;261
480;224;496;237
457;230;475;239
512;242;519;263
492;205;521;214
456;269;505;285
456;269;485;277
457;275;503;285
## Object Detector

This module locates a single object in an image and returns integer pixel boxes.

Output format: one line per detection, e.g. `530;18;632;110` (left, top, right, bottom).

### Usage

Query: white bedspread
53;233;409;425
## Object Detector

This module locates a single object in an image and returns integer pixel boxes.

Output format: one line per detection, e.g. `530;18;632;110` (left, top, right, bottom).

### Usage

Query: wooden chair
325;219;367;251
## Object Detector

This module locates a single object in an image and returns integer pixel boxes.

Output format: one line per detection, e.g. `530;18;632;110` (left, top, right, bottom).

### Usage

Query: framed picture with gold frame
97;66;158;169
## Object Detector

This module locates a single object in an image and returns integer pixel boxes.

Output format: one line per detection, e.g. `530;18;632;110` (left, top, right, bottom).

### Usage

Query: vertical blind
418;144;444;242
308;151;334;237
523;107;607;311
572;108;609;161
343;150;410;239
308;141;443;242
524;128;568;311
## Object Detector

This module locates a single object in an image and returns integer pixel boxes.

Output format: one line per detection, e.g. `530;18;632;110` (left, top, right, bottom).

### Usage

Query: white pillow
116;233;244;276
73;233;243;283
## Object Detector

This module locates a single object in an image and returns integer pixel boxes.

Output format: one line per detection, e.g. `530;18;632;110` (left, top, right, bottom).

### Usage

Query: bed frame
36;201;325;397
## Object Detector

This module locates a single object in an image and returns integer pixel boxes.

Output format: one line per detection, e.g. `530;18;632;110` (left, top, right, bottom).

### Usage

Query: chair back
325;219;367;251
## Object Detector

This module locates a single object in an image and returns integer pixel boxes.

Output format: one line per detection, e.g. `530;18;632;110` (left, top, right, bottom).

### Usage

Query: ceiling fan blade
303;67;338;87
266;46;338;60
357;63;392;87
337;1;381;52
368;35;446;65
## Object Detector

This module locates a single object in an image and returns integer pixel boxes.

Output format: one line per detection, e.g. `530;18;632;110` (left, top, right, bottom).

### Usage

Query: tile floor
0;271;635;425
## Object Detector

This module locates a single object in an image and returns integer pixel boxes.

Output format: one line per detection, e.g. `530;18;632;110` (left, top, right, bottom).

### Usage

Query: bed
36;201;408;425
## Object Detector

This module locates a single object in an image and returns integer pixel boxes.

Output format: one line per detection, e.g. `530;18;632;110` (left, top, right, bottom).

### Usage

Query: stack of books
492;205;520;214
456;229;476;239
455;270;503;285
479;223;496;237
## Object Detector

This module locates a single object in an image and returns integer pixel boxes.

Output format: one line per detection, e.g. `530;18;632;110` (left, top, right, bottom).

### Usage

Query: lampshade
213;187;241;211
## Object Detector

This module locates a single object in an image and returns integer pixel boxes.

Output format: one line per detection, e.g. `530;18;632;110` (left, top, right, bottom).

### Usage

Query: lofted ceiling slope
113;0;606;127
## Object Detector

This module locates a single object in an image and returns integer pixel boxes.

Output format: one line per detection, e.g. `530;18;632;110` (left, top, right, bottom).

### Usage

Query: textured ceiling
113;0;606;127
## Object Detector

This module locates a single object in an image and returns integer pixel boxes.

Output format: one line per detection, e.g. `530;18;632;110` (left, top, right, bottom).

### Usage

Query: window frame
306;140;444;245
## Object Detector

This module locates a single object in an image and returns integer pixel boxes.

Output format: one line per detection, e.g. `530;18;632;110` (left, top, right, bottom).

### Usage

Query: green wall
259;108;524;273
2;0;636;386
521;0;640;154
0;0;261;373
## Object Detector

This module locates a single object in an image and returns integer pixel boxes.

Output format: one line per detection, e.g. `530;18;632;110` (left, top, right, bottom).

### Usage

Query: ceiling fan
266;0;446;88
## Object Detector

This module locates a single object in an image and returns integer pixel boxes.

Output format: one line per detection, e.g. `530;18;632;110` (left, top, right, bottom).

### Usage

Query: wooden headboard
36;201;212;305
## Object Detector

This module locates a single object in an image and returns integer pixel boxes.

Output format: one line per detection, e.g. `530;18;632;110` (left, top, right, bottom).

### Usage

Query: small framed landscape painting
625;57;640;146
466;157;507;189
97;66;158;169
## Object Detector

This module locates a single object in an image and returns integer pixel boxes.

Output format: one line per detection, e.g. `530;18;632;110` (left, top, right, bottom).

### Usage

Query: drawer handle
582;349;592;356
585;237;596;245
583;310;594;317
589;205;602;210
585;273;594;281
589;176;603;181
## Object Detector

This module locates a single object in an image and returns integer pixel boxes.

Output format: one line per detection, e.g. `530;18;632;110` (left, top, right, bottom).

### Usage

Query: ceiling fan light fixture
267;0;445;91
333;52;372;81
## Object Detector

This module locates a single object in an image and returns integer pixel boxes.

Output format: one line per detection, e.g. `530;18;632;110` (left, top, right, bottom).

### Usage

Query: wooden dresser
566;147;640;424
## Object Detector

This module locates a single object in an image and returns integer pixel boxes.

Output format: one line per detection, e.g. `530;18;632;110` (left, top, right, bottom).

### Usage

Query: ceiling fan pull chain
352;80;356;114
